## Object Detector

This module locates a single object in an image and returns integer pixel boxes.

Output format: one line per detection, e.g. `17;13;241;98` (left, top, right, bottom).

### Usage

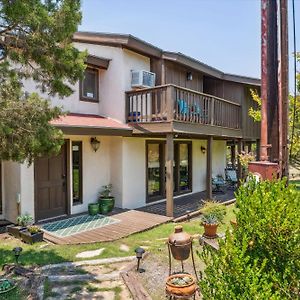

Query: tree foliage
0;0;86;163
199;179;300;299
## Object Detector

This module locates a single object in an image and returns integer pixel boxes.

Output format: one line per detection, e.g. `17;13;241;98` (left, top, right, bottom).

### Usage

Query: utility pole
249;0;289;180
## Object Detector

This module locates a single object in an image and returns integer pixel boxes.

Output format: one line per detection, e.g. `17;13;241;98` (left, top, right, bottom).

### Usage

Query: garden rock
75;248;105;258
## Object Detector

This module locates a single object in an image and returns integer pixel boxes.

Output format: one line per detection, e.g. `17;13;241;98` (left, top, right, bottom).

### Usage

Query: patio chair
212;175;227;194
225;168;238;190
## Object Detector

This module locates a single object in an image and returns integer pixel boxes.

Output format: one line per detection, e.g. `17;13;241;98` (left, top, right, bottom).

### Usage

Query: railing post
210;97;215;125
166;85;174;121
125;93;129;123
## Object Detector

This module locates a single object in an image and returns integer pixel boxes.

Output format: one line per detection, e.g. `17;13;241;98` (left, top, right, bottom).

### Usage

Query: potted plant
200;201;226;238
98;184;115;214
20;225;44;244
88;202;99;216
166;274;197;298
6;214;33;238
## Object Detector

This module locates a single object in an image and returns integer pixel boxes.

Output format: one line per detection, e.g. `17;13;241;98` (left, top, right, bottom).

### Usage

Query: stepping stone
119;244;130;252
76;248;105;259
90;280;123;289
75;290;115;300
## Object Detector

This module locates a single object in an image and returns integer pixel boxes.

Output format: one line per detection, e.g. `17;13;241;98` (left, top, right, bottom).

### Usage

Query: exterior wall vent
131;70;156;89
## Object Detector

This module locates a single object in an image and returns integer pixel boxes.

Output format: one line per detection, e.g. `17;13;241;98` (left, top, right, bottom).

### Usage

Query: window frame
72;141;83;206
79;66;99;103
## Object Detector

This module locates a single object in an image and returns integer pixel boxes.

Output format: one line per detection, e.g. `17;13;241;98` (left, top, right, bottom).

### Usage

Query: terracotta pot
166;273;197;297
168;225;192;261
203;223;218;238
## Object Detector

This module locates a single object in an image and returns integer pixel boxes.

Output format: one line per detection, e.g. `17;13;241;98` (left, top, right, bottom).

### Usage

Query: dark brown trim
65;139;71;215
86;55;110;69
79;67;99;103
55;126;132;137
146;140;165;203
71;141;83;206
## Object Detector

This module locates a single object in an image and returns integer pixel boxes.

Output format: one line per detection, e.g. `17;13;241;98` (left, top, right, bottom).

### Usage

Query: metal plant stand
167;241;199;281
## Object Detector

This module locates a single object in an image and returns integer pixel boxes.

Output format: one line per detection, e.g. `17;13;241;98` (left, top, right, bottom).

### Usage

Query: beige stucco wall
3;162;21;223
212;140;227;177
66;135;111;215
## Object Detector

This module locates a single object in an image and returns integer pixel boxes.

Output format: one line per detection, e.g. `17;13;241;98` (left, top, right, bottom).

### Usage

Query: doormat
41;214;120;238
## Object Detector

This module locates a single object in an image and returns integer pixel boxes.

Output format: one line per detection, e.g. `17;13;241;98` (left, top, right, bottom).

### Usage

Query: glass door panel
147;143;162;197
179;143;190;192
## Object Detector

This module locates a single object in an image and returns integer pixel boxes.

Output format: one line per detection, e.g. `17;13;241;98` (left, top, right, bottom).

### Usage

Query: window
72;142;82;205
80;67;99;102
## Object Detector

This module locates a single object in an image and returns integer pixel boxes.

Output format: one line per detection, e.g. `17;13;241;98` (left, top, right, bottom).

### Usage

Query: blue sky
80;0;299;89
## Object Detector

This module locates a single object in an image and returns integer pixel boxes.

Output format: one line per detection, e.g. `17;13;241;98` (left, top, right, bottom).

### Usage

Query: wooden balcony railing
126;84;241;129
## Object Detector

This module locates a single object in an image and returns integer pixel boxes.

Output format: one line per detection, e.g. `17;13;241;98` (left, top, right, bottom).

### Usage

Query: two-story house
0;32;260;223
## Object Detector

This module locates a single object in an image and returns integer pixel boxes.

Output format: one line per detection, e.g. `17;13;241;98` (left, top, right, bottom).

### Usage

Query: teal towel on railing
177;99;189;114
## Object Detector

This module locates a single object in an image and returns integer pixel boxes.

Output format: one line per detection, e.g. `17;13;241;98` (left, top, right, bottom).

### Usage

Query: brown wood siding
164;61;203;92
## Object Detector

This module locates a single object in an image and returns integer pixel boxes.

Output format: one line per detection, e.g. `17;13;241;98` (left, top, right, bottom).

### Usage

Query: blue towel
177;99;189;114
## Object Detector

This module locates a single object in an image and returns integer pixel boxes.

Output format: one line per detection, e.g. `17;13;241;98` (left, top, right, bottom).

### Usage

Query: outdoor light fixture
12;247;23;264
134;247;145;273
90;137;100;152
201;146;206;154
186;72;193;81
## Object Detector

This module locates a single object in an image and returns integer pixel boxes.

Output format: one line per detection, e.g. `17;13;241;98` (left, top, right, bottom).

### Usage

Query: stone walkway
42;258;133;300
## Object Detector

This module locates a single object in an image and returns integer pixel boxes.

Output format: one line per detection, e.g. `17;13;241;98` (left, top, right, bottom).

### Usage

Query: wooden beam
237;139;243;184
206;136;213;199
231;142;236;168
166;133;174;217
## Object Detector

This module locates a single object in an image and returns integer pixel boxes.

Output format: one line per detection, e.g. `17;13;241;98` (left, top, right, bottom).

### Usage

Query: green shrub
199;178;300;299
200;201;226;224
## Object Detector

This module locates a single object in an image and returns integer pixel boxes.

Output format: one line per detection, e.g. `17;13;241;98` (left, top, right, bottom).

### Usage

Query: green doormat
41;214;120;238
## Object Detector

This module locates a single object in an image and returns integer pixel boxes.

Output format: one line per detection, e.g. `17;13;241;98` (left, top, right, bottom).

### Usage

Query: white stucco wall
3;162;21;223
122;137;146;209
212;140;227;177
67;135;111;215
192;139;207;193
20;164;35;217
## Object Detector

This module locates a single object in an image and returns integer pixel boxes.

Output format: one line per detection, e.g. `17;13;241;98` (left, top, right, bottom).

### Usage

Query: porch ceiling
51;113;132;136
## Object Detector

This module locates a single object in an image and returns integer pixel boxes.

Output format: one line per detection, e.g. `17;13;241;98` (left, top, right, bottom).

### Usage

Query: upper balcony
126;84;242;138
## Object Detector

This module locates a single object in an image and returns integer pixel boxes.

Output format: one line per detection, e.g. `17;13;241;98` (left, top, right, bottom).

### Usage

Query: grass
290;179;300;190
0;204;236;268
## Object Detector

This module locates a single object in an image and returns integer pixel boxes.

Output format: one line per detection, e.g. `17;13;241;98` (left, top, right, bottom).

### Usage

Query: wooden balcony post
206;136;213;199
210;98;215;125
237;139;243;185
166;85;174;121
231;141;236;168
166;133;174;217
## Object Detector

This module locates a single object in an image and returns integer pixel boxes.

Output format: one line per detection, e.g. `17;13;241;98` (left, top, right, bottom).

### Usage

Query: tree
0;0;86;163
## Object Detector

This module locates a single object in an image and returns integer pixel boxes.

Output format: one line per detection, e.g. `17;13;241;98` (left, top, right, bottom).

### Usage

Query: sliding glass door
146;141;192;202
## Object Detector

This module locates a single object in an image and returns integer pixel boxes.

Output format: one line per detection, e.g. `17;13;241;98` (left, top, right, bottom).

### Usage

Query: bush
199;178;300;299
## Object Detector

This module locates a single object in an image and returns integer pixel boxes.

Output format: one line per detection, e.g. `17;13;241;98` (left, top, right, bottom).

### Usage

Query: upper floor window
80;67;99;102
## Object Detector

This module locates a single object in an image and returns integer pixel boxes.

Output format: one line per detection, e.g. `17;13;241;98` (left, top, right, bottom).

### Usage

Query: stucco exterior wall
66;135;111;215
212;140;227;177
20;164;35;218
192;139;207;193
122;137;146;209
3;162;21;223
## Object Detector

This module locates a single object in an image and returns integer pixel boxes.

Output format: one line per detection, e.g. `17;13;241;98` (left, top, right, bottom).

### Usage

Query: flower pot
203;223;219;238
20;230;44;244
6;225;26;238
88;203;99;216
166;274;197;297
99;197;115;214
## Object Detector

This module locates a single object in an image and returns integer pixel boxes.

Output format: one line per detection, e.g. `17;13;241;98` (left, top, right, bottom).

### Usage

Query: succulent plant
27;225;41;234
16;214;33;227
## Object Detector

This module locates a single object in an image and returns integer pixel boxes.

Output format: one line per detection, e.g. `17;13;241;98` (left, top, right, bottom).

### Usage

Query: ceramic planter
6;225;26;238
88;203;99;216
203;223;219;238
99;197;115;214
20;230;44;244
166;274;197;297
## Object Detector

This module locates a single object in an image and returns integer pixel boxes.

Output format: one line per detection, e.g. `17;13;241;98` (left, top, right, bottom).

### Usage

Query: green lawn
0;204;236;268
290;179;300;190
